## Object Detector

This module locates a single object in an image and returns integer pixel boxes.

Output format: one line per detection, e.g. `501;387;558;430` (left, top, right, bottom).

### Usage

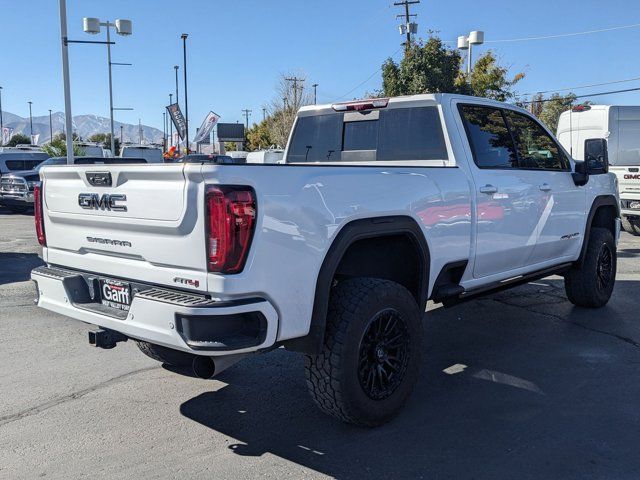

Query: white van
558;105;640;234
246;149;284;164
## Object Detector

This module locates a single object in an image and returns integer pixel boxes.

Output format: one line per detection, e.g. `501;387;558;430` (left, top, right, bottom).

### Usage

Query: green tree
41;138;85;158
467;52;525;101
6;133;31;147
538;93;577;132
381;34;524;101
246;118;274;151
382;37;462;96
88;133;121;155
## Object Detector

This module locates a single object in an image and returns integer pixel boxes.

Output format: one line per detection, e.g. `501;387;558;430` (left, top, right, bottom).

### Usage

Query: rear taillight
206;186;256;273
34;183;46;246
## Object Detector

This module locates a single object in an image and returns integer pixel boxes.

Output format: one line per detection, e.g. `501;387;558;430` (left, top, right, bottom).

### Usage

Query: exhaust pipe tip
192;356;216;379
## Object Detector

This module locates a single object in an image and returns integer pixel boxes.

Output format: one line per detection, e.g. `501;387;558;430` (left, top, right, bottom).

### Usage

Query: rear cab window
286;106;448;163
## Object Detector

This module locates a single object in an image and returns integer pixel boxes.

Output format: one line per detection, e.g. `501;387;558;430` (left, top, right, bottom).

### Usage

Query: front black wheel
305;278;423;427
565;227;616;308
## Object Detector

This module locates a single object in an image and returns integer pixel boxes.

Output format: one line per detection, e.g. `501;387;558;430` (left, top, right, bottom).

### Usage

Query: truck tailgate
40;164;209;292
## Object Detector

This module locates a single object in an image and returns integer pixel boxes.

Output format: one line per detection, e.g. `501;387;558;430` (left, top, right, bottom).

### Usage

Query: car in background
0;157;62;213
246;149;284;164
178;154;235;164
0;156;148;213
76;142;113;158
0;147;50;180
120;144;163;163
224;151;248;163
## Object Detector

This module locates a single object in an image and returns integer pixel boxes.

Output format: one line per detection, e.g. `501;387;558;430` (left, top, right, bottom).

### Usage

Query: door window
504;110;569;170
459;105;518;168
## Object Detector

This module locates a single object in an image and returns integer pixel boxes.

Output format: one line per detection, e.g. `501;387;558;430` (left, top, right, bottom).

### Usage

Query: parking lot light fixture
82;16;133;154
458;30;484;75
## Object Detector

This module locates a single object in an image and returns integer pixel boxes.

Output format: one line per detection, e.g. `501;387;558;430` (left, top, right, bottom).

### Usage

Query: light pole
181;34;189;152
457;31;484;75
49;109;53;141
58;0;74;163
28;101;33;138
0;86;3;145
163;111;167;152
169;93;173;146
312;83;318;105
120;125;124;144
83;17;133;154
174;65;179;108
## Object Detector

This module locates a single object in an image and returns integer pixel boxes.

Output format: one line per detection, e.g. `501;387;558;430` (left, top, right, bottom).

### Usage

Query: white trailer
558;105;640;234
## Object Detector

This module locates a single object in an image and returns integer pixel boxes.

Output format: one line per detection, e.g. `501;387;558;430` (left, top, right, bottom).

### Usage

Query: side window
459;105;518;168
504;110;569;170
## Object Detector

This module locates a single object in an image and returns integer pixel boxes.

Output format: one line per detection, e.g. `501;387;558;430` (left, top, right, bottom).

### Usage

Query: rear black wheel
305;278;423;427
565;227;616;308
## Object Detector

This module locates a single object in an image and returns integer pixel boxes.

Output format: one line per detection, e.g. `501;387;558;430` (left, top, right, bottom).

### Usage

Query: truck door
503;110;585;263
458;104;543;278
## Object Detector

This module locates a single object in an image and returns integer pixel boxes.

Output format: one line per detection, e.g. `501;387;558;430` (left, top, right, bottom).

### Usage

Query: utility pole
262;107;267;121
394;0;419;53
49;110;53;141
312;83;318;105
242;109;252;130
120;124;123;144
285;76;304;108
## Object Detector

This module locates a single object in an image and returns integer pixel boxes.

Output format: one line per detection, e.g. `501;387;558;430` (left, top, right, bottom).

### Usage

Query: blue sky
3;0;640;133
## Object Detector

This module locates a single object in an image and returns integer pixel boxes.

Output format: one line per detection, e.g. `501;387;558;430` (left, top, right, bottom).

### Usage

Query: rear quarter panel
202;164;471;341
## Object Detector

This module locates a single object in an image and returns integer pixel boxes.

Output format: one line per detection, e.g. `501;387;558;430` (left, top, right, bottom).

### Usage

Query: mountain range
1;111;163;145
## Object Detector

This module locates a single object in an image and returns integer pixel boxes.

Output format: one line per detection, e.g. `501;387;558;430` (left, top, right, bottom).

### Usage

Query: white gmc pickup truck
32;94;620;426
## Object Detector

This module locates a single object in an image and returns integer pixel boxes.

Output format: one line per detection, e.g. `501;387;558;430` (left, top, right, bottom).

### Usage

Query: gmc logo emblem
78;193;127;212
624;174;640;180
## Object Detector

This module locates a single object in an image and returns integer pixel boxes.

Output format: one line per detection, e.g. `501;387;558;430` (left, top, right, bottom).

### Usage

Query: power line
338;47;403;100
519;86;640;104
522;75;640;96
444;21;640;45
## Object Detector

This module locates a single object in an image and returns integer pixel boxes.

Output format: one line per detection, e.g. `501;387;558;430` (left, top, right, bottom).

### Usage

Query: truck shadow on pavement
0;252;44;286
180;279;640;480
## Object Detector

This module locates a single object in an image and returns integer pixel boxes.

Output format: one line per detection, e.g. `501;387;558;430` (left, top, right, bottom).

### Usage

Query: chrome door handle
479;184;498;194
539;183;552;192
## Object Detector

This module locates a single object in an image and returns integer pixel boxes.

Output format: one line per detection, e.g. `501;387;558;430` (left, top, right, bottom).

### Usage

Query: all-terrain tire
136;341;193;367
565;227;616;308
305;277;423;427
621;216;640;236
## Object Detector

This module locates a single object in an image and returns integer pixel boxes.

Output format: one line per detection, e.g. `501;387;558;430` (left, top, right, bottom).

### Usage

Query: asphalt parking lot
1;207;640;480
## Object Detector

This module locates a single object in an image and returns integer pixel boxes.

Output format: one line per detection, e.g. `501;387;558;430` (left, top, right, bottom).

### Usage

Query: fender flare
284;215;430;354
577;195;620;265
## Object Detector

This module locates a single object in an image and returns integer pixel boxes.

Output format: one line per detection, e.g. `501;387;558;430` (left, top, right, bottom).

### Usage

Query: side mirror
584;138;609;174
